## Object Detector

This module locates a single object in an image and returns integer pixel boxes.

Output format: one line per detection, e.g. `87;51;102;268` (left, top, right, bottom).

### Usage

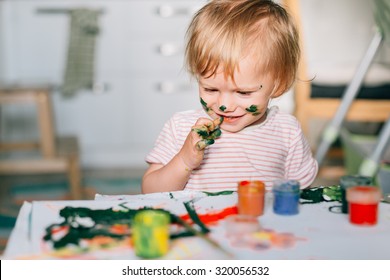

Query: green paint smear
200;97;209;111
210;128;221;138
300;185;342;204
202;190;235;196
183;201;210;234
192;115;223;150
196;139;215;150
192;126;221;141
193;127;210;138
245;105;261;116
219;105;226;112
43;205;205;249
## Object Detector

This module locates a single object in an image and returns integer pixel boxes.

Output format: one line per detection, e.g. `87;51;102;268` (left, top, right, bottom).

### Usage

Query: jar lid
238;180;265;193
346;186;381;204
134;210;170;225
340;175;372;189
273;180;300;193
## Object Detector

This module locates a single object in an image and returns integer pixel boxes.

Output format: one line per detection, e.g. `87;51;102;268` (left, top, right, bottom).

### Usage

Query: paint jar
346;186;381;226
133;210;170;258
272;180;300;215
340;175;372;214
237;180;265;216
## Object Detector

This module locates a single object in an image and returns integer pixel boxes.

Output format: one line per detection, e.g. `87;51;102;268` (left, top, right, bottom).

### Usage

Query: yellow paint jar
133;210;170;258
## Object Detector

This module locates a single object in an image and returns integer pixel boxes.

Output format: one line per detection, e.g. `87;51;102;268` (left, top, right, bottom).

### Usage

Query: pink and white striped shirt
145;106;318;191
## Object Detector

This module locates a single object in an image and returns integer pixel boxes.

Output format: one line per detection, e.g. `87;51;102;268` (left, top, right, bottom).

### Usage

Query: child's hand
179;117;223;170
192;117;223;150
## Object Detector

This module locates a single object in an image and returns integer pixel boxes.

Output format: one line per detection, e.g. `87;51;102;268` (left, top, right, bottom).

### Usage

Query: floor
0;162;341;256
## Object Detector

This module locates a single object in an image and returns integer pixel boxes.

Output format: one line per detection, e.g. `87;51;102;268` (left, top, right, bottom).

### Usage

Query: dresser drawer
104;1;206;39
98;39;185;75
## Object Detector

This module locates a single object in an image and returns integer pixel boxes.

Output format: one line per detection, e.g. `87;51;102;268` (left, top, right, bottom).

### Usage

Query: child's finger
192;125;210;138
213;116;224;128
209;128;222;140
195;117;223;135
205;117;223;132
196;139;215;151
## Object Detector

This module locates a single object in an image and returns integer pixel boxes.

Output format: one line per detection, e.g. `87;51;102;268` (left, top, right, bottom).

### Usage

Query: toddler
142;0;318;193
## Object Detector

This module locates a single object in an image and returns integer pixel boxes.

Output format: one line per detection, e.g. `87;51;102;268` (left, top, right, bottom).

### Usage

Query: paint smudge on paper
228;228;306;251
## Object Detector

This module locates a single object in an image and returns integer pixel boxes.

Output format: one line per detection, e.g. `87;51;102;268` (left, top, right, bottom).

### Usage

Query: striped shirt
145;106;318;191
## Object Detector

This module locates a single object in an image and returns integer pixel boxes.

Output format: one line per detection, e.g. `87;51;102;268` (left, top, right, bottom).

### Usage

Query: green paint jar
133;210;170;258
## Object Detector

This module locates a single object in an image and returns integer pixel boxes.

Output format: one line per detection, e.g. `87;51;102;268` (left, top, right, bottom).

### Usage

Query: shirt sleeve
284;122;319;188
145;116;180;166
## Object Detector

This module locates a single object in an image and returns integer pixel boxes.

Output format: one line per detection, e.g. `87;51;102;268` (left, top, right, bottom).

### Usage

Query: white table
2;190;390;259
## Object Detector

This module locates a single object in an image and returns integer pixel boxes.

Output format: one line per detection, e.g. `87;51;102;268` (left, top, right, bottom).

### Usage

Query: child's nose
218;92;234;112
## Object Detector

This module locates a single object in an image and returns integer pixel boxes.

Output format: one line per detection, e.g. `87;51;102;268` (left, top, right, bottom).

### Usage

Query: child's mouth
221;115;241;124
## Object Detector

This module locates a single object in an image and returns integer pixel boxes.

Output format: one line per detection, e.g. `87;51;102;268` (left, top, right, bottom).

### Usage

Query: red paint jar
346;186;381;226
237;180;265;216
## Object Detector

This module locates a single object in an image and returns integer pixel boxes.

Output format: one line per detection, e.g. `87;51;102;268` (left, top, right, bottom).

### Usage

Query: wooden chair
0;87;84;199
283;0;390;177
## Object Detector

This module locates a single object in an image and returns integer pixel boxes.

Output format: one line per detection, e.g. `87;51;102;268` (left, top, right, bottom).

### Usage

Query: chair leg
36;90;55;158
67;154;83;200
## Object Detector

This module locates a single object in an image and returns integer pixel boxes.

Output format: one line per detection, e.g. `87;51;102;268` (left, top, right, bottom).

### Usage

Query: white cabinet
0;0;206;168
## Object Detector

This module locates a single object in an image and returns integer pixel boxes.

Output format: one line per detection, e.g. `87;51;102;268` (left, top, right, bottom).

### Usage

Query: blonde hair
185;0;300;95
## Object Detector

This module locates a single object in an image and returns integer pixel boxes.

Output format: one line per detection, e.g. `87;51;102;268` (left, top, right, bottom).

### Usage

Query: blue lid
273;180;300;193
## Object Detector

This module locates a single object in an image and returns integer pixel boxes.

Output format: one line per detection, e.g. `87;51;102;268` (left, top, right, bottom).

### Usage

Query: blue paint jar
272;180;300;215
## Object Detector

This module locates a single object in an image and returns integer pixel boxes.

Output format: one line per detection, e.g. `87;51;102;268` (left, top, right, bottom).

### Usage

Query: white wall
300;0;390;84
1;0;386;169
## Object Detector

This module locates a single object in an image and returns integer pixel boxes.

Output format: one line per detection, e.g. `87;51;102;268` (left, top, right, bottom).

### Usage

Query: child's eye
204;88;218;92
237;91;252;96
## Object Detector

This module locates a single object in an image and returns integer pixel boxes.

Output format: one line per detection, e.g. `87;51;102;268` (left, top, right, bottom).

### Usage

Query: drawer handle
157;81;194;94
158;43;181;56
92;82;110;94
156;5;201;18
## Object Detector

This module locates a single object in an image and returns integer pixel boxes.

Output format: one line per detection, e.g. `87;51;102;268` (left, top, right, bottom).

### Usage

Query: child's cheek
245;104;261;116
200;97;210;112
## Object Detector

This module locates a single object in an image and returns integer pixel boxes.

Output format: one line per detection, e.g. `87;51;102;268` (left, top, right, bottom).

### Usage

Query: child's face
198;55;275;133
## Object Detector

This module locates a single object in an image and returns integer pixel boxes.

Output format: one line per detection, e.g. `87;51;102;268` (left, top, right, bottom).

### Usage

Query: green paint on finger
192;127;209;138
210;128;222;139
196;139;215;150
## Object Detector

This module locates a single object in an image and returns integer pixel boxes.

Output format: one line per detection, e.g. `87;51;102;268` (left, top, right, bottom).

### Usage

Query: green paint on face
200;98;209;111
245;105;261;116
219;105;226;112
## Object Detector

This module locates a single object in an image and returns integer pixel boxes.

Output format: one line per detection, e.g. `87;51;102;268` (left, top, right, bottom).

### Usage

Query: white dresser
0;0;207;168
